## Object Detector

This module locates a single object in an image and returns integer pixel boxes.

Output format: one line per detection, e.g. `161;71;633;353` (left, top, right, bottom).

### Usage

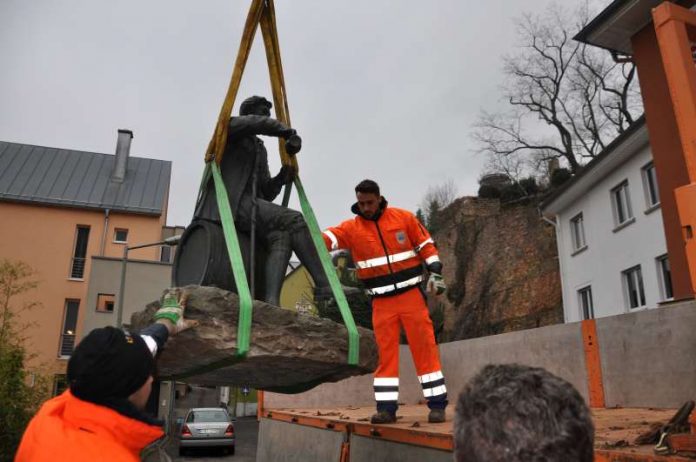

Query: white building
541;118;673;323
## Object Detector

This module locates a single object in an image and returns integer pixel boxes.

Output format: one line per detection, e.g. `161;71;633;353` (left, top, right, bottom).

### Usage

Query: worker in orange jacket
323;179;448;424
15;290;197;461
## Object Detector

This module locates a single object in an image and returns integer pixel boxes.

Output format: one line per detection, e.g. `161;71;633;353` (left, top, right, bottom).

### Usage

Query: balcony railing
59;334;75;357
70;257;86;279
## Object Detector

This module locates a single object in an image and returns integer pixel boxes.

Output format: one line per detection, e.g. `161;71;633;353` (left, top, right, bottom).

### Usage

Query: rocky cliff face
431;197;563;341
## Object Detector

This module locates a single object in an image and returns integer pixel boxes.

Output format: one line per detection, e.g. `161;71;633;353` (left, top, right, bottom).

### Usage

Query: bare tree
420;180;458;233
474;3;642;175
421;179;458;211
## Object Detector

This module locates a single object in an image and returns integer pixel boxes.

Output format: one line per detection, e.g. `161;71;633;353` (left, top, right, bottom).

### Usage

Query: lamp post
115;235;181;328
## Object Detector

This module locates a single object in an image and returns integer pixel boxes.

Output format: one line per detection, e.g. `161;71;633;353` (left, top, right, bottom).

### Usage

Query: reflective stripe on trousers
372;288;447;412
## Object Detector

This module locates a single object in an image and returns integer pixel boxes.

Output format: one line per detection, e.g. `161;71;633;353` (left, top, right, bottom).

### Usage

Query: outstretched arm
323;221;353;252
228;115;296;139
140;289;198;356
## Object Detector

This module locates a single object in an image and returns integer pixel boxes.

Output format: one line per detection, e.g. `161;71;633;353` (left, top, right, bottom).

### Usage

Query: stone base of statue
130;285;377;393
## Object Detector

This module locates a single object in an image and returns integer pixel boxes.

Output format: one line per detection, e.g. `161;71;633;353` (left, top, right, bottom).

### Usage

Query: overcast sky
0;0;608;228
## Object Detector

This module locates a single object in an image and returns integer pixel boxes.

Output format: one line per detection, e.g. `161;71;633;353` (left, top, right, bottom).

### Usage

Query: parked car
179;407;235;456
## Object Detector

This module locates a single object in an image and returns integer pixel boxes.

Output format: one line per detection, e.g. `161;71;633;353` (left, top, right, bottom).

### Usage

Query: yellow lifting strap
204;0;296;173
201;0;360;365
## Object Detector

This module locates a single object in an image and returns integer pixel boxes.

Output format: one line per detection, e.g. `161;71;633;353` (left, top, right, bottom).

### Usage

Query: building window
656;254;673;301
59;300;80;357
114;228;129;243
70;226;90;279
642;162;660;208
160;245;172;263
611;181;634;227
96;293;115;312
578;286;594;320
570;213;587;252
52;374;68;396
622;265;646;310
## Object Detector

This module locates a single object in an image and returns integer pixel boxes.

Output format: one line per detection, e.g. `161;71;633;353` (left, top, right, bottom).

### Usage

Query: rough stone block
130;285;377;393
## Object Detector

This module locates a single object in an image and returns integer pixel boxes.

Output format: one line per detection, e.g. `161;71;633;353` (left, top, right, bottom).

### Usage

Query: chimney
112;129;133;183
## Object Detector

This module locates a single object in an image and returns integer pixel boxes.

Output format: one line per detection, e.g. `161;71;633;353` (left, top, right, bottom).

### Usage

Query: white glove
153;289;199;335
426;273;446;296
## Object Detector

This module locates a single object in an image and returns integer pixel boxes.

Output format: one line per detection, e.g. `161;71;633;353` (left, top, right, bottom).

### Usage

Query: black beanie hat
68;326;155;403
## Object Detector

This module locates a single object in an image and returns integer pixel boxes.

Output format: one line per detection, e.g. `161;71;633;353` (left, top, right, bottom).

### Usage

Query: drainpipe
100;209;110;256
539;206;568;323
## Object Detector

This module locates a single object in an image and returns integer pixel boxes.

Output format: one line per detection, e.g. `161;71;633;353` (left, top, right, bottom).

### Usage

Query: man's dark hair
454;364;594;462
355;179;380;196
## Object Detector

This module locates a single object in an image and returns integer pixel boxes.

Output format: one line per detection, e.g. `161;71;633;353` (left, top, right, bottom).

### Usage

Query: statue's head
240;96;272;116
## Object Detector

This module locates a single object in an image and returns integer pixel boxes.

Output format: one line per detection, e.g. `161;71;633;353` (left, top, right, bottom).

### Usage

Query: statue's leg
287;218;331;295
263;230;291;306
255;201;332;301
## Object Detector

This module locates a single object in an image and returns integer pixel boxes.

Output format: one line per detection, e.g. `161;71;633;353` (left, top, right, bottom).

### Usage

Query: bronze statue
174;96;335;306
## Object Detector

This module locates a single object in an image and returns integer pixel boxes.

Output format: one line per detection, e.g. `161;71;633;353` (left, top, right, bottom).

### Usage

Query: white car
179;407;235;456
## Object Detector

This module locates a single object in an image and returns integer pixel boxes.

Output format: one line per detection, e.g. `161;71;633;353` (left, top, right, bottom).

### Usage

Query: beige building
0;131;171;390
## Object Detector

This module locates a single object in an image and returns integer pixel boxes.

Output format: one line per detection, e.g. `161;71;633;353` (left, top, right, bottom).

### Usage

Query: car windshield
187;410;229;423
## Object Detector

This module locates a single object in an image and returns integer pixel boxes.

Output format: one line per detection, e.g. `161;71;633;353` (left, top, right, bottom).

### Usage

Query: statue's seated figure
173;96;334;306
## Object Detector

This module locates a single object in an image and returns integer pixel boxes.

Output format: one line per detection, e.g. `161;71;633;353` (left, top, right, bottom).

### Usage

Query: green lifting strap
294;177;359;365
209;162;254;358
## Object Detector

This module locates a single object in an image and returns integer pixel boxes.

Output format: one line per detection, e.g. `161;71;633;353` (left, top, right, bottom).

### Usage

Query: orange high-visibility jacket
15;391;164;462
323;202;440;296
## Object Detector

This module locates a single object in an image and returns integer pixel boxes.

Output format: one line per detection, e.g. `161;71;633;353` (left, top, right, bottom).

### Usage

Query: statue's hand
285;134;302;156
279;164;296;183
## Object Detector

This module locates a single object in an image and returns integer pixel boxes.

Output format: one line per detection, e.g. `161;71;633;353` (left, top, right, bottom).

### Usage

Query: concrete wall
82;256;172;335
257;419;344;462
350;435;451;462
598;300;696;408
266;321;588;409
266;301;696;410
554;141;671;322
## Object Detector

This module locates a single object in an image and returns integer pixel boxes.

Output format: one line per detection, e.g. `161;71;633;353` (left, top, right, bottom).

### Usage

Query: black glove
427;261;443;275
285;134;302;156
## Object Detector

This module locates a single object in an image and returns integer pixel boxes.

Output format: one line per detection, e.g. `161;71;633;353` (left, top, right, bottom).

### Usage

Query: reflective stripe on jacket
15;391;164;462
323;202;439;296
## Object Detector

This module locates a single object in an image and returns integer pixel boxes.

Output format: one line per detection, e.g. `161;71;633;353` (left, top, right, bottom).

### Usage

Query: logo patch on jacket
395;230;406;244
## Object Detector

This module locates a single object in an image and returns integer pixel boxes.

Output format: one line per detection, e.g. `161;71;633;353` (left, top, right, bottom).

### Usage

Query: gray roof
0;141;170;215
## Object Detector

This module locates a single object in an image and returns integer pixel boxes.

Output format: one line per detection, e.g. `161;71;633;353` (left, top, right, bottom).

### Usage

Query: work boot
370;411;397;424
428;408;446;423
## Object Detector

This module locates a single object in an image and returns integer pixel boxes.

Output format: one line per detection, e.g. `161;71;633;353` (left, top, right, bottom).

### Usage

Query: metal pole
115;245;129;328
168;380;176;436
114;237;180;329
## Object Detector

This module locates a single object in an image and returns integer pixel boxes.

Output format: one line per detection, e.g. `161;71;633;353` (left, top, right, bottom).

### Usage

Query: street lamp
115;234;182;328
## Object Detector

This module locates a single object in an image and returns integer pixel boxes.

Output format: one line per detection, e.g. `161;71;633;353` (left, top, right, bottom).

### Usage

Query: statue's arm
228;115;295;139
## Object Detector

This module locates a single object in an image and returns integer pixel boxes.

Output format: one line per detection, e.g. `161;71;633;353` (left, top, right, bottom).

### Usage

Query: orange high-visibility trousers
371;287;447;413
